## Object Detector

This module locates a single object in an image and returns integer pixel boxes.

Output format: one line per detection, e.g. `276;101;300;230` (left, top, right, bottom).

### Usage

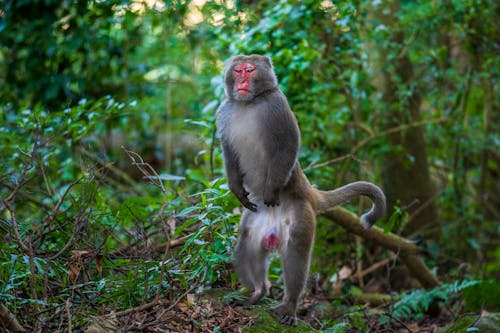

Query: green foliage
0;0;499;331
325;322;350;333
382;203;409;233
382;280;480;323
462;280;500;311
0;1;145;109
0;95;233;328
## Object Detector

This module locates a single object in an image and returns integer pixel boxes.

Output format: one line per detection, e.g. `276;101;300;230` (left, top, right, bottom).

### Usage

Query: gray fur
217;54;386;326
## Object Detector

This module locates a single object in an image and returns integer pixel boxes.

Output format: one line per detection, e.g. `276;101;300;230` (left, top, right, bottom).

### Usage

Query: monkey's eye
233;66;242;73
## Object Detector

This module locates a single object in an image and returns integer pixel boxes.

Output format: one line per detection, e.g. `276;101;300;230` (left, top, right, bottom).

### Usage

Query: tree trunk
367;1;439;237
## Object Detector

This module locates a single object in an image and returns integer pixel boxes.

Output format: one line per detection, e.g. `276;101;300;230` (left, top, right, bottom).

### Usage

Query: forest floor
83;288;467;333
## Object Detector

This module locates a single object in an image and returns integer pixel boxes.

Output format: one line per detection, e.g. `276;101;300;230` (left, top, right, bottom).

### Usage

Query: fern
384;280;480;321
326;322;351;333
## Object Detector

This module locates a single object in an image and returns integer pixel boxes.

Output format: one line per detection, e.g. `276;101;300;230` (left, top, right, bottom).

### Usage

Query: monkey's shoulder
256;89;289;108
215;99;232;116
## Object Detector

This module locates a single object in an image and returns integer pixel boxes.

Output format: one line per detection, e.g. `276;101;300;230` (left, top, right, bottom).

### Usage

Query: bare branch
0;302;27;333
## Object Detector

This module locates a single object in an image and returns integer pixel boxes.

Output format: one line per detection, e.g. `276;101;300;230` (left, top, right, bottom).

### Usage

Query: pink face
233;63;256;96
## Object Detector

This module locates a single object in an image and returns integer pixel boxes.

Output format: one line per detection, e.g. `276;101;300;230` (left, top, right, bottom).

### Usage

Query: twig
36;177;82;245
114;299;161;318
352;253;398;283
6;141;37;202
27;241;40;316
154;234;191;253
122;147;167;192
0;180;53;211
65;298;73;333
304;154;364;171
384;311;414;333
0;302;27;332
2;200;29;253
49;175;96;260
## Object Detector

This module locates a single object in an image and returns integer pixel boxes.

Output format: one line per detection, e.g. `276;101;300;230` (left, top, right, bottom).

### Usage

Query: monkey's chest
229;114;267;195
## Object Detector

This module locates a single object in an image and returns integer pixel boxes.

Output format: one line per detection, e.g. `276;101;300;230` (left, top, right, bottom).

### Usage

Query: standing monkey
216;55;386;325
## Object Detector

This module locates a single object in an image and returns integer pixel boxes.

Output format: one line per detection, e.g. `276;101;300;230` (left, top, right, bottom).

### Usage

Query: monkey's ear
225;56;237;66
262;56;273;68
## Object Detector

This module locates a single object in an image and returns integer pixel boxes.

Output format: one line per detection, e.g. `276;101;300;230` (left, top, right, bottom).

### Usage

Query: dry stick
351;253;398;283
6;143;37;202
114;285;197;318
2;200;29;253
0;302;27;333
113;299;159;318
155;234;191;253
0;181;54;211
304;154;362;172
65;299;73;333
322;207;440;288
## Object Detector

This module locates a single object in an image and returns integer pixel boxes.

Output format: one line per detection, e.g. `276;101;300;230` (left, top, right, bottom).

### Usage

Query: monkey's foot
270;304;298;326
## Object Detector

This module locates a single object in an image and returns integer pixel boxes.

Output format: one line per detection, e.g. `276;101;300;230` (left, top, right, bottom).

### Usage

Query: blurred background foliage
0;0;499;331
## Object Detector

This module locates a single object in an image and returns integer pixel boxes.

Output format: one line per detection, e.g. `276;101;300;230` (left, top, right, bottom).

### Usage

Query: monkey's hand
235;189;258;212
263;188;280;207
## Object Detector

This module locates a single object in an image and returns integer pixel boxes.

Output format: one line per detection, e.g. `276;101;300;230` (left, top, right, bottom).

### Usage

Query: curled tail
315;181;386;229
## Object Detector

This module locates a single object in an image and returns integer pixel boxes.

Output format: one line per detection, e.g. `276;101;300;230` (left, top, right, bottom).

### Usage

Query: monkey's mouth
237;89;250;95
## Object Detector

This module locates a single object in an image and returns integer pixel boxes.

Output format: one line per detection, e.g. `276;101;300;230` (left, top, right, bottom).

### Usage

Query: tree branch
321;207;440;288
0;302;26;333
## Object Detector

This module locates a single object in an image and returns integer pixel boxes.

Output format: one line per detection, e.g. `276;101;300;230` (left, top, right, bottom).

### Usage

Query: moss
202;288;319;332
244;307;319;333
437;313;500;333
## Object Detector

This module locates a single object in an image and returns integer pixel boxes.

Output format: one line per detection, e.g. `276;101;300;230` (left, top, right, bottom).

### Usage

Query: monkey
216;54;386;326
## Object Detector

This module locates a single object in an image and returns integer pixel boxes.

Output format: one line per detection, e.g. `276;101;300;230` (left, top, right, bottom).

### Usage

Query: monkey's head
224;54;278;102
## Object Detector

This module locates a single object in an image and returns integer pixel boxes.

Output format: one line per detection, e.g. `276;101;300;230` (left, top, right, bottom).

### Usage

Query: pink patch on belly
263;232;280;250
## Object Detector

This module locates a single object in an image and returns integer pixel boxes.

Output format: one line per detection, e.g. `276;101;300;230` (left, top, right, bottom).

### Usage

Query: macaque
216;54;386;325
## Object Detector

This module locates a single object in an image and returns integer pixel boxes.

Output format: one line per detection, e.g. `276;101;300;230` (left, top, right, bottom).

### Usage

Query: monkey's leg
231;210;271;306
271;202;315;326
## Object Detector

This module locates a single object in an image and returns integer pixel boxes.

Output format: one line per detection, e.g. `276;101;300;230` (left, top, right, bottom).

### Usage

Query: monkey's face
233;63;256;98
224;55;278;102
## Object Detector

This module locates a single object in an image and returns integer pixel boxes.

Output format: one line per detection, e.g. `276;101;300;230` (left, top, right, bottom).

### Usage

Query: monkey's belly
247;204;292;253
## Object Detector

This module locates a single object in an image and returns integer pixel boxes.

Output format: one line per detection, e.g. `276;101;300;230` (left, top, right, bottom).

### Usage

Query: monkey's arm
221;141;258;212
261;99;300;206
